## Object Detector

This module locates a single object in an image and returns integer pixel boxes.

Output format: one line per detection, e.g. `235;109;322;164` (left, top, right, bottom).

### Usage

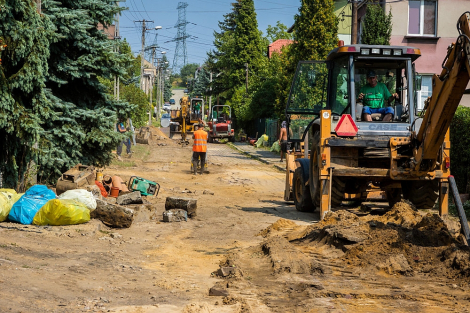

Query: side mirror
415;75;422;91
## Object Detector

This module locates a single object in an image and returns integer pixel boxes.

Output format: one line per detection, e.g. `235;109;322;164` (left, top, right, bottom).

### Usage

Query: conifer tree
361;3;393;45
0;0;54;188
192;68;210;97
290;0;338;64
37;0;133;183
210;0;264;124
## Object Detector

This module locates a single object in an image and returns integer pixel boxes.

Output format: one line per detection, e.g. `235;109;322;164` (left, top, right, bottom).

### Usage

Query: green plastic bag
270;141;281;153
255;134;268;148
33;199;90;226
0;189;23;222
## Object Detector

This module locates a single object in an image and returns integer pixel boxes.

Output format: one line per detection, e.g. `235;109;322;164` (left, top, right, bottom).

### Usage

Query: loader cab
286;45;422;142
190;98;203;121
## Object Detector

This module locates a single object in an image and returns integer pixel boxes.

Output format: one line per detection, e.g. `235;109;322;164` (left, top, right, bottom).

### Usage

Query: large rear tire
401;180;439;210
386;188;402;209
309;132;344;208
293;166;314;212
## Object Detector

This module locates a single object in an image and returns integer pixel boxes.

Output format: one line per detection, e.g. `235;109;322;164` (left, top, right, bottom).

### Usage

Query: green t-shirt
359;83;392;109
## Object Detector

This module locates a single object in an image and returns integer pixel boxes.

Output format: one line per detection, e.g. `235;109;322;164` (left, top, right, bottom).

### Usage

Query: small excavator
169;96;204;145
284;12;470;219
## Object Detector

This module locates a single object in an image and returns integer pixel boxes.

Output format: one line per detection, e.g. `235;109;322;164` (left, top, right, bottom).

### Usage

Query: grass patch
112;159;136;167
111;141;151;167
132;143;151;159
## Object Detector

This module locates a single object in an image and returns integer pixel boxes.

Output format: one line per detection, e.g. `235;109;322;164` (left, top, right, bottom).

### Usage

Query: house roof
268;39;294;58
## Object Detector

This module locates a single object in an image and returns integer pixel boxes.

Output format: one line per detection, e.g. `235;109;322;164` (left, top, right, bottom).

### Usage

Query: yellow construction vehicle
285;12;470;219
169;96;204;144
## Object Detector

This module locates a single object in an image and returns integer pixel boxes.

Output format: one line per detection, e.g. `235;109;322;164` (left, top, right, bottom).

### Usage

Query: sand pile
263;201;470;279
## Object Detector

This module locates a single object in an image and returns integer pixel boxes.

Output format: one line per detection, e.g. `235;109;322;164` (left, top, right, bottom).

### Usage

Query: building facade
385;0;470;108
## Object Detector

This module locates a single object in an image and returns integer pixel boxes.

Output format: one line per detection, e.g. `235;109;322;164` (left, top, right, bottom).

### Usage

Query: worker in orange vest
192;123;208;175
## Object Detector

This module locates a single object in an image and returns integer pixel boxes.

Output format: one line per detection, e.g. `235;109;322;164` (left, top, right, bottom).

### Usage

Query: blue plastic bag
8;185;57;225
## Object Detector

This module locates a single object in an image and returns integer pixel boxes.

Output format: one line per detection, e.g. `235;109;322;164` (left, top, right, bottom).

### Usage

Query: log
91;199;134;228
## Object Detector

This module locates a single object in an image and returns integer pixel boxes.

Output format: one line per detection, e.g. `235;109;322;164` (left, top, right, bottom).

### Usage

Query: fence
265;119;279;146
245;118;279;146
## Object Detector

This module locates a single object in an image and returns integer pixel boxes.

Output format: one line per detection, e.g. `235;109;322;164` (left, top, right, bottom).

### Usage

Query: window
416;75;433;112
408;0;437;36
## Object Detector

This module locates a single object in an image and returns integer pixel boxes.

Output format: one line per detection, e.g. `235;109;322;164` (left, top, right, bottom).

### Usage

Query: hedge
450;106;470;193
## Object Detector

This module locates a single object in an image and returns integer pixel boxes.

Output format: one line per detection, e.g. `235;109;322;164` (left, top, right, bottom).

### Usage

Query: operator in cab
192;123;208;175
358;70;399;122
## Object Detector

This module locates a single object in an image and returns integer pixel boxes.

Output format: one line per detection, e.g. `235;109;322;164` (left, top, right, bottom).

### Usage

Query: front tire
293;167;313;212
309;132;344;208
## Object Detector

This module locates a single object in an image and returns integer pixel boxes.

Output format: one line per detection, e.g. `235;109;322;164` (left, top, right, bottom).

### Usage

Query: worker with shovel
192;123;208;175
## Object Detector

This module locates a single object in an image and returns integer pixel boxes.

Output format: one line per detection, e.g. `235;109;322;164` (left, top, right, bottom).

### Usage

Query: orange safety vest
193;129;208;152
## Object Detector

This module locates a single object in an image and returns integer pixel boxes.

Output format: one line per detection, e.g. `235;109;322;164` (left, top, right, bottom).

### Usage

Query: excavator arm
413;12;470;172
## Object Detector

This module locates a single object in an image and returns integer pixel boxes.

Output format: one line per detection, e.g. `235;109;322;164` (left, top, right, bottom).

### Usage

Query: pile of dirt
261;236;324;275
262;201;470;279
257;218;299;237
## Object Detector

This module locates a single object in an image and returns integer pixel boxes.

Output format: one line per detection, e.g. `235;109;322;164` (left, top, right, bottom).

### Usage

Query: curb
227;143;286;172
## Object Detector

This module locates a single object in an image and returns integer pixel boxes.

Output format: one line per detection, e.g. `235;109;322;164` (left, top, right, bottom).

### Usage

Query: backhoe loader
286;12;470;219
170;96;204;144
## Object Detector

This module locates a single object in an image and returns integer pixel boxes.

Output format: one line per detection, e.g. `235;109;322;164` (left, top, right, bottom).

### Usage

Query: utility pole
245;63;248;93
209;71;212;121
135;19;155;91
113;2;121;100
351;0;358;45
149;46;156;126
157;58;161;121
140;20;146;91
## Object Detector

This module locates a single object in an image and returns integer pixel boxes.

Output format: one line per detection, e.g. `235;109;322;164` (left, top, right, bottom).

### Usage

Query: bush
449;200;470;219
450;106;470;192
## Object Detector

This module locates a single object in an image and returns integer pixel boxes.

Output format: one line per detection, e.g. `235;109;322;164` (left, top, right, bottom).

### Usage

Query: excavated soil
2;126;470;312
258;202;470;279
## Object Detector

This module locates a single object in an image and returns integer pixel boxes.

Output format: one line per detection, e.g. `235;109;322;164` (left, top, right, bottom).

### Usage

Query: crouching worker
192;123;208;175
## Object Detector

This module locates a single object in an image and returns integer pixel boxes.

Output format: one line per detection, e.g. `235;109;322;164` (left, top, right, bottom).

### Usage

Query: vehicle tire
293;166;314;212
208;134;213;143
386;188;402;209
309;132;344;208
401;180;439;210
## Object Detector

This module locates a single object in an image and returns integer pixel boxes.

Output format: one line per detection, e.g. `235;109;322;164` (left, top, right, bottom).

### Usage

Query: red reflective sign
335;114;358;137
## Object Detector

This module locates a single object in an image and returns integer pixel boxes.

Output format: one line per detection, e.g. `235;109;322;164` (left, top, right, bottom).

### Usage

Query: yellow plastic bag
0;189;23;222
33;199;90;226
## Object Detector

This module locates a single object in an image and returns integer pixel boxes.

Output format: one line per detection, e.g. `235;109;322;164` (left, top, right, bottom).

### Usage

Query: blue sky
118;0;300;73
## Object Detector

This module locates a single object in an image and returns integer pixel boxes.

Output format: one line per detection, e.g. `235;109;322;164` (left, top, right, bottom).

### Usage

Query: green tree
270;0;338;122
210;0;264;125
191;68;210;97
37;0;133;184
290;0;338;64
180;63;199;87
265;21;293;42
0;0;55;189
361;3;392;45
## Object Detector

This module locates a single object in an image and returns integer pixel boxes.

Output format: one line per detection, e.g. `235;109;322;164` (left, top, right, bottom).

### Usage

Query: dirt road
0;128;469;313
